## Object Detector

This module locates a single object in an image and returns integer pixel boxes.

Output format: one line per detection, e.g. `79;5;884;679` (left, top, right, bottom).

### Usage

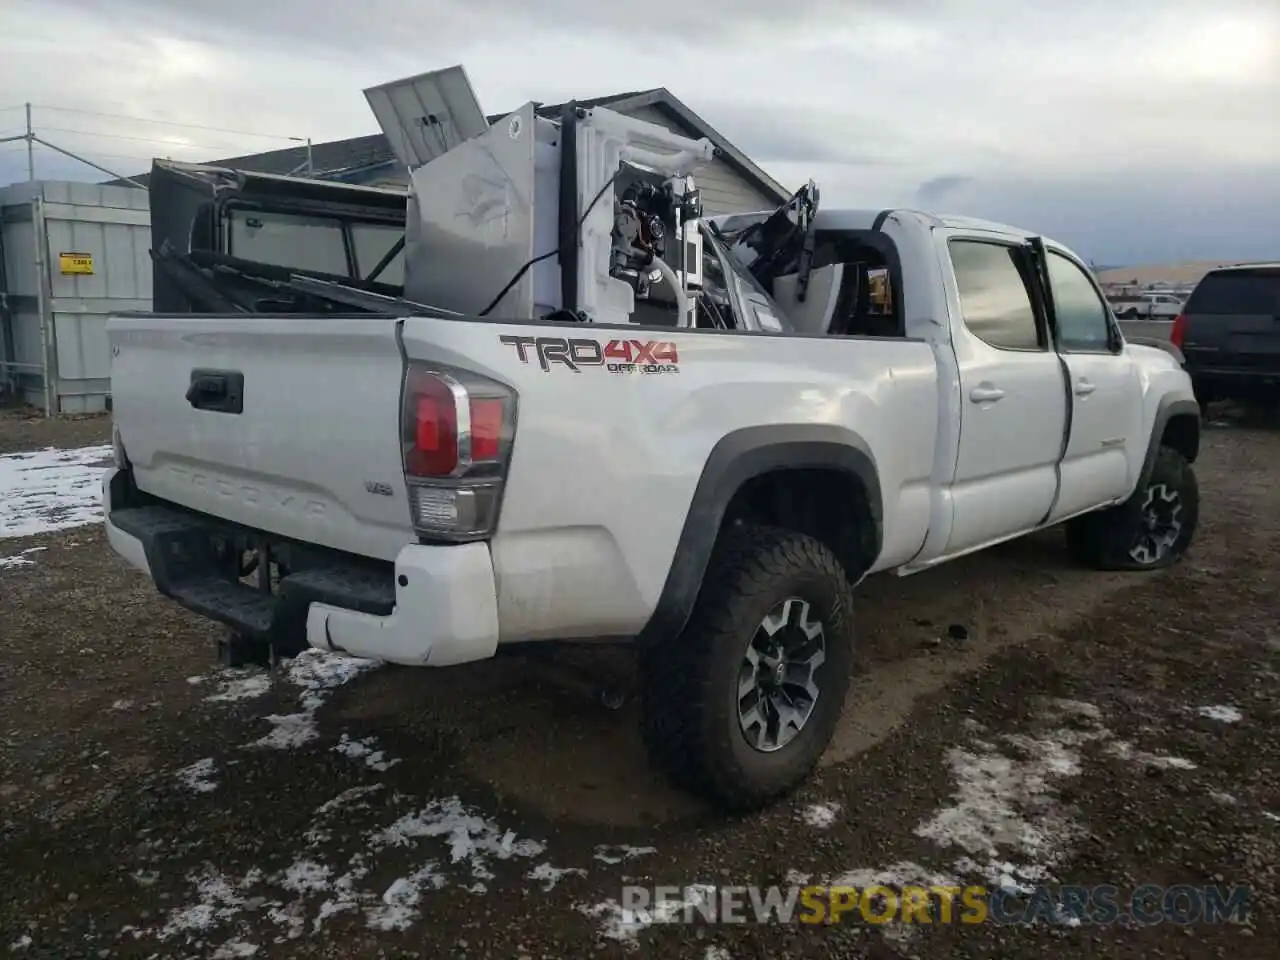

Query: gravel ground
1;406;1278;959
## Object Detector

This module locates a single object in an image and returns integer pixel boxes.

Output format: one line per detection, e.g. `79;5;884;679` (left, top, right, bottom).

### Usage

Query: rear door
1180;266;1280;376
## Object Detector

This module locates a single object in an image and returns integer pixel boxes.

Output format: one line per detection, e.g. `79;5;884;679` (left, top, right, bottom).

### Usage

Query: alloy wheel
736;598;827;753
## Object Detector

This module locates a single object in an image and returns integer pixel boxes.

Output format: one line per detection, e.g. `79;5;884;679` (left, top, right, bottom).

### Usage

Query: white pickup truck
103;102;1201;811
1110;291;1185;319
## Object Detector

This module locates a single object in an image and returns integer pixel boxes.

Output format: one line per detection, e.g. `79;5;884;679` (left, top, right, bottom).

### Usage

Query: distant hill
1094;260;1273;288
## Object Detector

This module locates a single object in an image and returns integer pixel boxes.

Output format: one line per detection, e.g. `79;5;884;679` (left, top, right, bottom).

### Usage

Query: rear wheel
1066;446;1198;571
639;524;856;812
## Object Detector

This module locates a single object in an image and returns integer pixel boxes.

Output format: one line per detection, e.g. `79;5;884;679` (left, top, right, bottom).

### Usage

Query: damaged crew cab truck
103;77;1201;812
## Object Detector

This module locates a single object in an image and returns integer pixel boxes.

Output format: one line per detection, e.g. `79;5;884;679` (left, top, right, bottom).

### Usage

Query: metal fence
0;180;151;413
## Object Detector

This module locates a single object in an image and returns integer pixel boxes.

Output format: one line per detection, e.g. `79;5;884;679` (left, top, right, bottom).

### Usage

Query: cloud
916;176;977;207
1;0;1277;264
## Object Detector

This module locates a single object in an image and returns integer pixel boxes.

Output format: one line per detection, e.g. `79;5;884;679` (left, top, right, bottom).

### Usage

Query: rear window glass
228;210;348;276
1184;270;1280;315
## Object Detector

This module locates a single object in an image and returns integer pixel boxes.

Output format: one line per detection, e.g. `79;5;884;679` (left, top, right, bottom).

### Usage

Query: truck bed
108;310;940;642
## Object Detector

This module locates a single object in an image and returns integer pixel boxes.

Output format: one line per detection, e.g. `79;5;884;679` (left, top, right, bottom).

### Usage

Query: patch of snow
1196;704;1243;724
132;869;159;887
800;801;841;829
109;699;134;711
705;948;731;960
334;734;401;772
313;784;384;819
882;924;921;948
8;935;32;952
813;694;1110;946
1106;741;1198;770
954;855;1052;895
915;733;1086;893
159;868;253;940
242;650;380;752
580;883;717;944
374;797;545;882
312;860;371;933
140;793;560;946
593;844;657;865
280;861;331;894
305;785;385;845
211;940;259;959
1263;811;1280;823
784;869;811;885
365;864;446;932
284;649;381;712
175;758;218;794
527;862;587;892
1210;791;1238;806
0;444;114;538
1040;698;1103;721
204;671;272;704
248;713;319;750
832;861;957;891
266;900;306;940
0;546;45;570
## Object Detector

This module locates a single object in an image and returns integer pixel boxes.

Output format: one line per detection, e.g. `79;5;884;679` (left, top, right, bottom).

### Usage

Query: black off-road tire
1065;446;1199;571
639;523;856;812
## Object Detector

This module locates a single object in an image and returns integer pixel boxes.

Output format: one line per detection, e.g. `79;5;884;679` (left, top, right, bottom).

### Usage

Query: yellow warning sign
58;252;94;275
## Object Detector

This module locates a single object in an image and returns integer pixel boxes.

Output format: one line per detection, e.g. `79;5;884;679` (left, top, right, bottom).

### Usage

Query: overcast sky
1;0;1276;266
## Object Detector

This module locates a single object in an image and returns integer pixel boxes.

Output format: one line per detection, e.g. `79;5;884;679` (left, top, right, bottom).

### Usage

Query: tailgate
108;313;413;561
1183;311;1280;370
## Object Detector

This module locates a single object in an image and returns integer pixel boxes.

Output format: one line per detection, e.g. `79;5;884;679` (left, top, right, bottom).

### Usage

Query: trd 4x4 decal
499;335;680;374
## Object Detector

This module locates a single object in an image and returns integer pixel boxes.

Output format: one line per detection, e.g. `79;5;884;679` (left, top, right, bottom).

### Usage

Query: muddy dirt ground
1;404;1278;959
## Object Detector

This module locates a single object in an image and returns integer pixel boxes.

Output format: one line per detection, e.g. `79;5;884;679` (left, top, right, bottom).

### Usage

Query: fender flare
635;424;882;646
1137;395;1200;491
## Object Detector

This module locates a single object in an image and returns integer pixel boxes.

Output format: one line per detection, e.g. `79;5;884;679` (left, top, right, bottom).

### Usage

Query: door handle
1074;379;1097;397
969;384;1005;403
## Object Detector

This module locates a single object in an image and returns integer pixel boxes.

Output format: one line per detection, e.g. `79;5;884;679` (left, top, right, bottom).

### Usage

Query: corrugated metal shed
0;180;150;413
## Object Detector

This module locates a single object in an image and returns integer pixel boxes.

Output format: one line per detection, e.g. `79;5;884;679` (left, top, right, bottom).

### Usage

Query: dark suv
1173;263;1280;408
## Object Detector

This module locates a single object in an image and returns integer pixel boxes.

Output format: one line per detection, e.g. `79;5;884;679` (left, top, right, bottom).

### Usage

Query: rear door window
1185;270;1280;315
949;240;1043;350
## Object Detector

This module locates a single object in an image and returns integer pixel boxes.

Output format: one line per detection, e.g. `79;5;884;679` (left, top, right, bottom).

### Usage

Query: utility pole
25;103;34;181
306;137;314;175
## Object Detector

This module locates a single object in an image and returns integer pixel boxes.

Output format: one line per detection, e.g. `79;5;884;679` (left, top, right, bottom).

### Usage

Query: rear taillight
1170;313;1187;349
401;364;516;542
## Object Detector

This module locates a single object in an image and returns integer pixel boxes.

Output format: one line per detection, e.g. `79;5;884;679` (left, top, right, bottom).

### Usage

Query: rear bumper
1187;367;1280;396
307;541;498;666
101;468;499;667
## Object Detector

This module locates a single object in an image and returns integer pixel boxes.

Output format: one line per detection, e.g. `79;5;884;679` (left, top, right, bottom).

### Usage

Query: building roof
107;88;789;202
